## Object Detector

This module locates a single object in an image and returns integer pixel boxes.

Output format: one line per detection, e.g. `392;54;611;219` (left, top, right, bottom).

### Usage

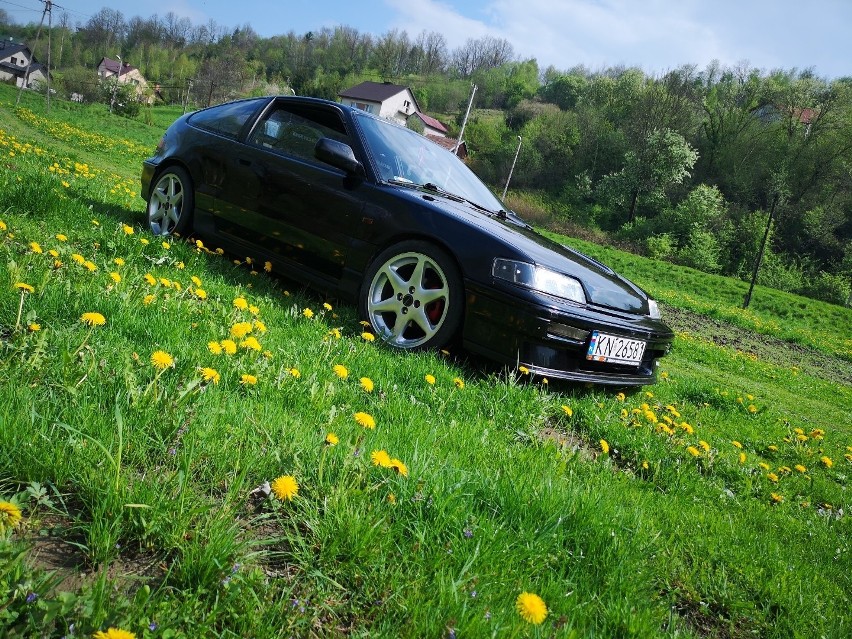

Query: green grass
1;85;851;638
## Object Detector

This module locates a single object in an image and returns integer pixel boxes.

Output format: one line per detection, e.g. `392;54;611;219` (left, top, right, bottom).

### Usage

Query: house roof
426;134;467;159
0;42;27;58
99;57;140;78
413;112;448;134
339;81;421;112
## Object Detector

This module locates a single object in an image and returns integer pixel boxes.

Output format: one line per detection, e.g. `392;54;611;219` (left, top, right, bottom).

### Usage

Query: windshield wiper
387;179;503;217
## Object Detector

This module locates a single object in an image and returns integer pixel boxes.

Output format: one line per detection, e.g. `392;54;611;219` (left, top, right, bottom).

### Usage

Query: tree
597;128;698;223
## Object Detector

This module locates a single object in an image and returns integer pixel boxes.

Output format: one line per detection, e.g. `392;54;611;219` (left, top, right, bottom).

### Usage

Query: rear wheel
147;166;194;236
360;241;463;350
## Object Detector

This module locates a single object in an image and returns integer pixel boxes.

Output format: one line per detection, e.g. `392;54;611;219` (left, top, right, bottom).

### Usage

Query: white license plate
586;331;646;365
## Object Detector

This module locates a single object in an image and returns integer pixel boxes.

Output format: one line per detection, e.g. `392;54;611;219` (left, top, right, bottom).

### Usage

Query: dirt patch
662;304;852;386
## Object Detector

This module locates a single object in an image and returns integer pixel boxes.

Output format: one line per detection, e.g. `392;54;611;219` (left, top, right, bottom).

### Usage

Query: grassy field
1;85;851;638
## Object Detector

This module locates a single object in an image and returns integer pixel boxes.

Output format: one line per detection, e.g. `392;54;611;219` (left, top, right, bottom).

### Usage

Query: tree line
3;7;850;305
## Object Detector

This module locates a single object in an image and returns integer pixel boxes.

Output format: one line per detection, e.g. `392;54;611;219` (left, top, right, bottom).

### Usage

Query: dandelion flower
767;472;779;483
758;462;770;470
731;441;743;449
425;374;436;385
199;367;220;384
327;328;342;340
264;261;272;273
230;322;253;339
615;392;625;401
747;404;757;413
289;368;301;378
739;452;747;464
794;464;807;473
389;459;409;477
600;439;610;454
122;224;134;235
360;377;374;392
80;312;106;327
109;272;121;283
240;336;262;352
233;297;248;310
143;294;155;305
355;412;375;429
253;320;267;333
302;308;314;319
0;501;23;531
333;364;349;379
325;433;339;446
515;592;548;625
249;304;259;315
143;273;156;286
28;323;41;332
323;302;333;311
686;446;700;458
821;456;833;468
361;331;375;342
83;261;97;272
221;340;238;355
15;282;34;293
371;450;392;468
561;405;573;417
453;377;465;389
114;258;125;266
271;475;298;501
151;350;174;370
93;628;136;639
770;493;784;504
161;241;170;250
518;365;530;375
30;241;43;253
240;374;258;385
193;288;207;300
699;440;711;452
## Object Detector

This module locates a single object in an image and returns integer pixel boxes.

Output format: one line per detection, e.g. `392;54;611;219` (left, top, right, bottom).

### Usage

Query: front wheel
147;166;194;236
360;241;464;351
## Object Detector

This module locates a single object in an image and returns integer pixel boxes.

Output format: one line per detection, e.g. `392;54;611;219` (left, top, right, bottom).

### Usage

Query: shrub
646;233;675;261
803;271;852;306
678;227;721;273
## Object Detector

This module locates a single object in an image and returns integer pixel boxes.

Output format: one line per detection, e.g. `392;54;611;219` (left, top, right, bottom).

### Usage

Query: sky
3;0;851;79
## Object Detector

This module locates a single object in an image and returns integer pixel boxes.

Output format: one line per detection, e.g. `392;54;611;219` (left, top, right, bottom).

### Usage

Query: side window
188;98;263;139
248;103;351;164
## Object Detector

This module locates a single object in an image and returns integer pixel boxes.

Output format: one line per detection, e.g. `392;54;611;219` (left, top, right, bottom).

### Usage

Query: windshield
355;112;504;212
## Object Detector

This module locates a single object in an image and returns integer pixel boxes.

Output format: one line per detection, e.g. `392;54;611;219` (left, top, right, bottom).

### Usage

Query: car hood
437;197;649;314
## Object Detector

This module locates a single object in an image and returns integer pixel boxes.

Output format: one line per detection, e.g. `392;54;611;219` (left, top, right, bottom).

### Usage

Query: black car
141;96;673;385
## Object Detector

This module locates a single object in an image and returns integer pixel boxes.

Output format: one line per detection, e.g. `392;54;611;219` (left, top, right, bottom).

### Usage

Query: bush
756;252;804;293
678;227;721;273
646;233;675;261
802;271;852;306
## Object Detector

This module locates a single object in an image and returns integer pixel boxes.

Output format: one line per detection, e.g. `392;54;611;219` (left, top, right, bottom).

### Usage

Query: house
339;81;420;126
0;38;50;89
409;112;448;138
426;135;468;160
97;57;153;103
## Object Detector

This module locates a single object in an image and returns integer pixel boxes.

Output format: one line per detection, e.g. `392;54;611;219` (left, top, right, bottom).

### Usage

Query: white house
0;39;50;89
338;81;420;126
97;57;153;103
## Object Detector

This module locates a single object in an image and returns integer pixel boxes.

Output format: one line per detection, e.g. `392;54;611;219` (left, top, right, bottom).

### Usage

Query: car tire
147;166;194;236
360;241;464;351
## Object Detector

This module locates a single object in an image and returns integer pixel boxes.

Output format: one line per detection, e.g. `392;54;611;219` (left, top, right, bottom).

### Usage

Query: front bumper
462;282;674;386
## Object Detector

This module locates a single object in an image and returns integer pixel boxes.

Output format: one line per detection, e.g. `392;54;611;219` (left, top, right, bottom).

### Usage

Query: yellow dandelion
425;374;436;385
143;273;156;286
768;445;778;452
600;439;610;454
516;592;548;625
49;249;59;257
114;258;125;266
199;367;221;384
233;297;248;310
770;493;784;504
387;493;397;504
230;322;253;339
253;320;267;333
360;377;375;392
29;241;43;253
0;501;23;531
143;294;155;305
264;261;272;273
518;365;530;375
371;450;392;468
221;340;238;355
28;323;41;332
323;302;333;311
699;440;711;452
151;350;174;370
162;241;171;250
561;405;573;417
302;308;314;319
93;628;136;639
289;368;301;378
731;440;743;449
794;464;807;473
109;272;121;283
355;412;376;429
80;312;106;327
453;377;465;389
270;475;298;501
747;404;757;413
796;434;809;442
821;456;833;468
15;282;34;293
686;446;700;458
193;288;208;300
240;373;258;385
615;392;626;401
0;220;6;231
240;336;262;352
328;328;342;340
389;459;409;477
83;261;97;272
325;433;339;446
739;452;747;464
767;472;779;483
191;276;203;287
122;224;134;235
249;304;259;315
333;364;349;379
158;277;172;288
758;462;770;470
361;331;375;342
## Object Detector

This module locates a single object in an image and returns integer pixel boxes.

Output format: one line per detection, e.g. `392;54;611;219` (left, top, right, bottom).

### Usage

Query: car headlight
493;258;586;304
648;299;661;319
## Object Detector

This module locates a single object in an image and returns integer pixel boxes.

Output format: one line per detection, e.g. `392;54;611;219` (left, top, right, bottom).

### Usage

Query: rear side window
188;99;264;139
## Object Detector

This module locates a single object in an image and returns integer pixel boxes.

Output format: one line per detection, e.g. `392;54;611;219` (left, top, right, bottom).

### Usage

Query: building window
11;56;17;65
352;101;374;114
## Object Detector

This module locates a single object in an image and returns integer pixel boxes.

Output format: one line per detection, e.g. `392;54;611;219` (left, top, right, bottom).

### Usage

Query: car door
215;100;367;283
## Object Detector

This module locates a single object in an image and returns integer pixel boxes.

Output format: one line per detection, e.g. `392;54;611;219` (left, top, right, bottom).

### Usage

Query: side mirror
315;138;365;177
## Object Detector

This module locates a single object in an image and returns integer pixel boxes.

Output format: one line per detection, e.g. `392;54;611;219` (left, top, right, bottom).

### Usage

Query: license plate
586;331;646;366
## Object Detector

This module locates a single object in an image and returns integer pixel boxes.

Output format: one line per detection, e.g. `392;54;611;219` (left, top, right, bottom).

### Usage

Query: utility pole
453;84;477;155
15;0;51;107
743;194;778;309
502;136;522;201
109;55;122;114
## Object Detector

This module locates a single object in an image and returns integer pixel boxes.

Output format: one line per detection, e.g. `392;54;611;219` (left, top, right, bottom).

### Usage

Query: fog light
547;323;590;342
